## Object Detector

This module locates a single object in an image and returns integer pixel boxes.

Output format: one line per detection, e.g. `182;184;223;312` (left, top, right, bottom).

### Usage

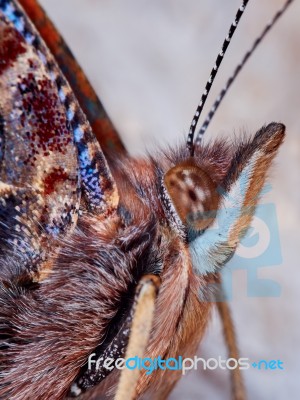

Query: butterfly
0;0;293;399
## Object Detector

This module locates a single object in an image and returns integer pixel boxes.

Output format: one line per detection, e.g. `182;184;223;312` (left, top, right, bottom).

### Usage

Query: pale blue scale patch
189;157;260;275
25;32;35;45
2;1;25;35
2;2;16;22
67;108;75;121
74;126;84;142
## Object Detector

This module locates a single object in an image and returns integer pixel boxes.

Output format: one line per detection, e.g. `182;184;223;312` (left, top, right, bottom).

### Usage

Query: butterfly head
161;123;285;276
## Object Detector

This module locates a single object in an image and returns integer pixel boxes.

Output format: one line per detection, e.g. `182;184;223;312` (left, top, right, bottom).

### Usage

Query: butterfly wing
0;0;118;282
18;0;127;157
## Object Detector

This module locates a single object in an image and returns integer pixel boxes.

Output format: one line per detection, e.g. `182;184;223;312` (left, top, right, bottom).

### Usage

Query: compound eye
164;162;220;231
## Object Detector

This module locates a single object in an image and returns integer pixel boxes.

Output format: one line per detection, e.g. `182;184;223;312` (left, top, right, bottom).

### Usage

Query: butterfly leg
115;274;160;400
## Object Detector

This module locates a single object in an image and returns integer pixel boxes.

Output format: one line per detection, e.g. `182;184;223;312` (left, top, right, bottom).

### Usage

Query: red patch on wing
18;75;72;166
0;24;26;74
43;167;69;195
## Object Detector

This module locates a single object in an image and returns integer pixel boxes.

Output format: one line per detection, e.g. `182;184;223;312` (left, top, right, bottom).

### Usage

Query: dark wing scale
0;0;118;281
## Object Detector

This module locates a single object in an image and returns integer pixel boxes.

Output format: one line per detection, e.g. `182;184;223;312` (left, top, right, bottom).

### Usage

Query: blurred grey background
38;0;299;399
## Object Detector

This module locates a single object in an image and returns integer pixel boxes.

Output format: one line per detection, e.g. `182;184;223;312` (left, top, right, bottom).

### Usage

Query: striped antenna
195;0;294;146
187;0;250;156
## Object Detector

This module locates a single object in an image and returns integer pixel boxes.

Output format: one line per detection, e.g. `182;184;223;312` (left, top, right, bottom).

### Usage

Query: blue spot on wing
76;142;103;207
